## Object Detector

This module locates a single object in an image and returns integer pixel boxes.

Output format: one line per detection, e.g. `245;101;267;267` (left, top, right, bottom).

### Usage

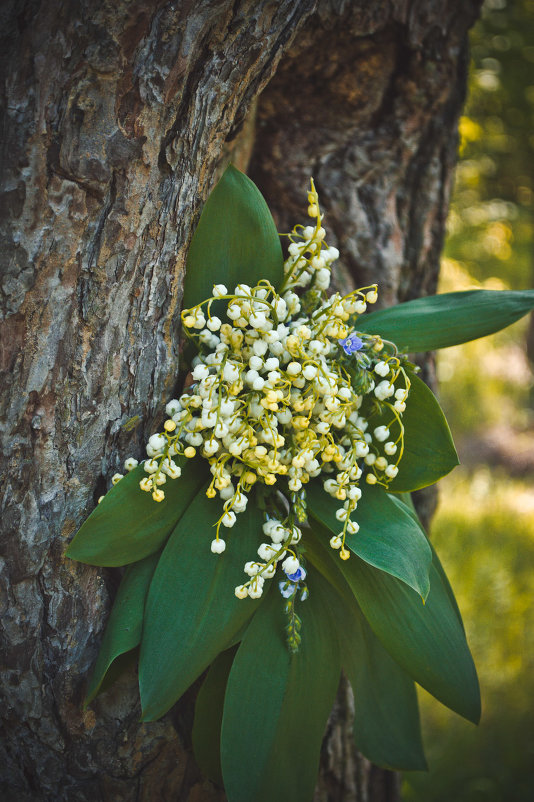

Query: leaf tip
64;539;83;562
139;706;159;723
420;567;431;605
465;690;482;726
83;682;101;709
224;161;240;176
139;686;168;723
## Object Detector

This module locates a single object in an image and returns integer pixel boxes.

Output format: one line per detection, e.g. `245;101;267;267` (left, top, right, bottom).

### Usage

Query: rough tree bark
0;2;480;800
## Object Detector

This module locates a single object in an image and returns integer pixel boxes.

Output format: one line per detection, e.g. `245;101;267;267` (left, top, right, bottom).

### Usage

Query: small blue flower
339;333;363;355
286;566;307;582
279;581;297;599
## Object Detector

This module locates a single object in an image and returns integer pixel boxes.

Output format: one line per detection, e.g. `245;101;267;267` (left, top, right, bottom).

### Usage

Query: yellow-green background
402;1;534;799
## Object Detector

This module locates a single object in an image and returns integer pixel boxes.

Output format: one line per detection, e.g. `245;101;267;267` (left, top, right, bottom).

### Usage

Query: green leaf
388;492;465;629
66;458;209;566
392;371;459;491
304;528;427;771
85;551;160;705
192;647;237;788
221;570;342;802
183;164;284;309
308;480;432;600
346;608;428;771
139;488;264;721
358;289;534;352
361;371;459;492
328;539;480;723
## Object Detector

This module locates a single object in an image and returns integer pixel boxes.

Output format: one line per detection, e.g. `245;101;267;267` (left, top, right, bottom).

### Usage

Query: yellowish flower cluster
121;185;411;599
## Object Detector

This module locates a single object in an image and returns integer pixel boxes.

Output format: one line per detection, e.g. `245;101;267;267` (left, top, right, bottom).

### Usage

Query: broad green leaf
358;289;534;352
84;551;160;705
327;537;480;723
304;528;427;771
308;480;432;600
346;607;427;771
66;458;208;566
139;489;264;721
361;371;459;492
389;492;464;629
183;164;284;309
192;647;237;788
221;571;342;802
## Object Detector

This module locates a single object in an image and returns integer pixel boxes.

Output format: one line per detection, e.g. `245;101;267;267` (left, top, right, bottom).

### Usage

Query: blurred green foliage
437;261;532;440
402;1;534;799
446;0;534;290
403;470;534;802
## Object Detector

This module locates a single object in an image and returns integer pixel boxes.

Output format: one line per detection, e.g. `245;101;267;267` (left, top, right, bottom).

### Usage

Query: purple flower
279;581;297;599
339;333;363;355
286;566;307;582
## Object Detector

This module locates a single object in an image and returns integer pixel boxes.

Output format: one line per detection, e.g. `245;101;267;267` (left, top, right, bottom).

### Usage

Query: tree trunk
0;1;480;800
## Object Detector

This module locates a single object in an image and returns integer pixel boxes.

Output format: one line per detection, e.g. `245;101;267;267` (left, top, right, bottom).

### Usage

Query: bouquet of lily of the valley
67;166;534;802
